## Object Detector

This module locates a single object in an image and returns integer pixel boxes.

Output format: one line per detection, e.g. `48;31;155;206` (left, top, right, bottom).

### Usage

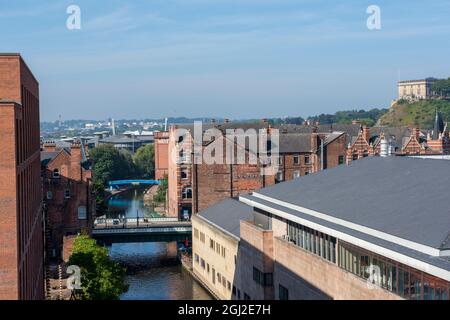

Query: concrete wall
0;55;44;300
192;215;238;300
273;237;401;300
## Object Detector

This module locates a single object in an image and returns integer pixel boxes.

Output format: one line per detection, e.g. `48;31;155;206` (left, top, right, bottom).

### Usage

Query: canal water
105;188;212;300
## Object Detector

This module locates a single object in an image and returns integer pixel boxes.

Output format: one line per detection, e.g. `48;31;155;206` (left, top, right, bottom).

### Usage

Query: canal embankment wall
178;253;219;300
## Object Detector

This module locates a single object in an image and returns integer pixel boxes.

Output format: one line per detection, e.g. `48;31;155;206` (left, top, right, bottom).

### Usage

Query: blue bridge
108;179;160;189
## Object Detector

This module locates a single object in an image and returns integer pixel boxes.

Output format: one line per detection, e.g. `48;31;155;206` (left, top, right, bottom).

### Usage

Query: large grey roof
278;134;311;153
240;193;450;273
197;198;254;238
256;156;450;250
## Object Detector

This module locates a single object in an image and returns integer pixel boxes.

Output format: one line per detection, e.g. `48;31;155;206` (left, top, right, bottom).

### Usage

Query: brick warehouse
156;120;349;219
0;54;44;299
41;139;95;260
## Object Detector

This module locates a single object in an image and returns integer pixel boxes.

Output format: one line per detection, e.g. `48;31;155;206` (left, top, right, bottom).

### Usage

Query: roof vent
380;137;388;157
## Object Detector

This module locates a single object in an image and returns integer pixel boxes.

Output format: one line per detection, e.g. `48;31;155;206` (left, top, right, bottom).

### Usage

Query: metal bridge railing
94;217;189;229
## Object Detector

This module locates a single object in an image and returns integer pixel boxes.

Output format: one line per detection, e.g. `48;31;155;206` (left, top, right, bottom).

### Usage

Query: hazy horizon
2;0;450;121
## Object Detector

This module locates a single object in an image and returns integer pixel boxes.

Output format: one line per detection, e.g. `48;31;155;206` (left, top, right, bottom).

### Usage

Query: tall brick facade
0;54;44;300
159;122;348;218
154;131;169;180
41;140;94;259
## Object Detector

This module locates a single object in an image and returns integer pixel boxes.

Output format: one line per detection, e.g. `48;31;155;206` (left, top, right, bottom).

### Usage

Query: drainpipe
320;138;324;171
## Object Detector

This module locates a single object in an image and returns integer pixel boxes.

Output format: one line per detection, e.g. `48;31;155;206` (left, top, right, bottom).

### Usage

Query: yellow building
397;78;438;100
191;198;253;300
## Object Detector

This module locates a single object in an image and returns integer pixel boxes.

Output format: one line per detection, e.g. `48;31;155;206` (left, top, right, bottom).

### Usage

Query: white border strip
193;214;241;242
251;192;440;257
239;196;450;282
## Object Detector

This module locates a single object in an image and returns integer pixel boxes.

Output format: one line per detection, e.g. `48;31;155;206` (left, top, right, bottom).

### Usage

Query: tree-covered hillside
378;99;450;128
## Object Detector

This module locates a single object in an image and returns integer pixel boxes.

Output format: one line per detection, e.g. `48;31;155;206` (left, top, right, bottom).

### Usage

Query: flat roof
240;193;450;280
255;157;450;251
197;198;254;238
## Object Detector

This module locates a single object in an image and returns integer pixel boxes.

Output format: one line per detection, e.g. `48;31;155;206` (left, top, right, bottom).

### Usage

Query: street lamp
137;209;139;228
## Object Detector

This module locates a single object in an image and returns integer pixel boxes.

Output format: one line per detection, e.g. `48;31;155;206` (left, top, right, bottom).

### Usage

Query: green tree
90;145;137;215
153;176;168;203
431;77;450;98
68;235;128;300
133;144;155;178
91;145;136;186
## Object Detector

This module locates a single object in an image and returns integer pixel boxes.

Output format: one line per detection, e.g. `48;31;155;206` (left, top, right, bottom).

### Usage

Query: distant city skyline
1;0;450;121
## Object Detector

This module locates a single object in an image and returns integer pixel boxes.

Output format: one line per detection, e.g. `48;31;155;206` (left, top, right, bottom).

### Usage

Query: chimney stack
42;140;56;152
414;126;421;140
380;133;388;157
362;125;370;142
311;126;318;152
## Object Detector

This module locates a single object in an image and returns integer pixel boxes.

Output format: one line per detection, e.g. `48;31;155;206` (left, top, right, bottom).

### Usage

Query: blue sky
1;0;450;121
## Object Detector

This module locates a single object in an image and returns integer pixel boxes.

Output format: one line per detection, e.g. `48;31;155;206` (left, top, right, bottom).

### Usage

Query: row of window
46;189;71;200
194;253;232;291
210;238;226;258
193;228;227;258
253;267;273;287
194;252;251;300
338;241;450;300
278;155;310;165
287;221;337;263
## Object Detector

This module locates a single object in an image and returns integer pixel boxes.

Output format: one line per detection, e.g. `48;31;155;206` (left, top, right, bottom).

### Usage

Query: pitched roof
197;198;254;238
40;151;60;166
278;133;311;153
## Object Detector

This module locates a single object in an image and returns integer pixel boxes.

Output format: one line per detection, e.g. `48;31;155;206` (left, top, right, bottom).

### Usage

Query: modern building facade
0;54;44;299
41;139;94;259
193;156;450;300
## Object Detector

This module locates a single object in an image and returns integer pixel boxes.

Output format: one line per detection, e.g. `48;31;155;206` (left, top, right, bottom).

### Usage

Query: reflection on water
109;243;212;300
106;188;212;300
106;188;157;219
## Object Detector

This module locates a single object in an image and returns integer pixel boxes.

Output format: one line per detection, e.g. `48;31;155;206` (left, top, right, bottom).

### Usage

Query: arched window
182;187;192;199
363;150;369;157
53;168;60;178
181;169;188;180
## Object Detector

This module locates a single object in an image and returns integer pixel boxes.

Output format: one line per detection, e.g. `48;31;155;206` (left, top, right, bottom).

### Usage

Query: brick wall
0;55;44;300
154;131;169;180
42;143;93;259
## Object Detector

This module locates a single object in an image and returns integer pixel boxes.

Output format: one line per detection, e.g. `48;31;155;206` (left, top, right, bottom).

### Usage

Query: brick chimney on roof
70;140;83;180
311;126;318;152
362;125;370;142
42;140;56;152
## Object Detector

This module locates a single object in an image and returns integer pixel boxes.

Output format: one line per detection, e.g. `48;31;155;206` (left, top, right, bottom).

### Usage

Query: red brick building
158;121;348;218
0;54;44;300
346;118;449;163
154;131;169;180
41;140;94;259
